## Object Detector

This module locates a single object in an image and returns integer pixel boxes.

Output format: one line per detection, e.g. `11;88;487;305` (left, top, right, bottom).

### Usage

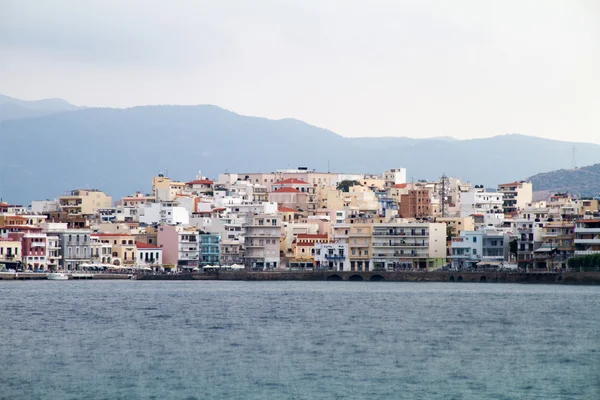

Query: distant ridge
529;163;600;197
0;93;80;122
1;96;600;203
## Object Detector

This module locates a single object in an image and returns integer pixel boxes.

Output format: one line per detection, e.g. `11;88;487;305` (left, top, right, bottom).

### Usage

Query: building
58;189;112;216
398;187;431;219
138;201;190;226
199;233;220;265
382;168;407;188
56;229;92;270
243;214;282;270
0;238;22;269
90;233;137;267
371;222;446;271
314;242;349;271
157;226;200;269
459;188;504;226
497;181;533;214
451;228;508;270
533;222;574;270
574;219;600;256
349;224;372;271
136;242;163;270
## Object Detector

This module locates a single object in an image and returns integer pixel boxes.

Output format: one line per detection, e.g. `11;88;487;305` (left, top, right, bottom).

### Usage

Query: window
473;237;477;243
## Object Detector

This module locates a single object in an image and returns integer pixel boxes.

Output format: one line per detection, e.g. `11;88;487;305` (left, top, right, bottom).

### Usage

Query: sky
1;0;599;142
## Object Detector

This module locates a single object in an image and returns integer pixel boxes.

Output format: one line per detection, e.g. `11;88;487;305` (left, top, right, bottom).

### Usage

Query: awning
534;247;555;253
476;261;501;266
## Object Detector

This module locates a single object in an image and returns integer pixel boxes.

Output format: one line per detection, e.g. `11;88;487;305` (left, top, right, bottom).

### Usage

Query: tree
336;180;361;192
509;239;518;259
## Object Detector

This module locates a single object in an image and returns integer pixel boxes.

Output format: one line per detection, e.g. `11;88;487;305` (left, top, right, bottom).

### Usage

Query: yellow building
152;175;186;202
59;189;112;216
91;233;136;266
436;217;474;236
0;239;22;265
349;224;372;271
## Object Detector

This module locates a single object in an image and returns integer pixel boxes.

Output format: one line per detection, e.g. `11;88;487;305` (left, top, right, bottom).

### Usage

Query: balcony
325;254;345;260
574;239;600;244
31;242;46;248
575;227;600;234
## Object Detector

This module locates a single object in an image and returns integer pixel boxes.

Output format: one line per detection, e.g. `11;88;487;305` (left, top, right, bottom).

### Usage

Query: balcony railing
324;254;345;260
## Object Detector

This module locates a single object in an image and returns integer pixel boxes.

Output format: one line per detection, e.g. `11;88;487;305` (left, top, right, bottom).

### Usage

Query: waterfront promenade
2;270;599;284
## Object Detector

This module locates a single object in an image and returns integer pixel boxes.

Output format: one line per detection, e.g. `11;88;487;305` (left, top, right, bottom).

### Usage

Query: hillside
529;164;600;197
0;93;79;121
1;104;600;203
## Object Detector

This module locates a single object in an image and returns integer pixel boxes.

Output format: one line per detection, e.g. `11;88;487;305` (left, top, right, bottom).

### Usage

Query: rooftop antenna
327;159;330;173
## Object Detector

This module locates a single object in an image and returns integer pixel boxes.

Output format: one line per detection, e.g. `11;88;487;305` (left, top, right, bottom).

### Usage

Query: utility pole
439;174;448;218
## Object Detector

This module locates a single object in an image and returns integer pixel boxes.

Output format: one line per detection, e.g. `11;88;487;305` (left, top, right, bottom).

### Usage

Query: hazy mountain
529;164;600;198
1;104;599;204
0;93;80;122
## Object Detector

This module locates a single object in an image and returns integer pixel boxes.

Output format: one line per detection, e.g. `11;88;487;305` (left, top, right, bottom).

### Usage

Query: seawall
139;271;600;284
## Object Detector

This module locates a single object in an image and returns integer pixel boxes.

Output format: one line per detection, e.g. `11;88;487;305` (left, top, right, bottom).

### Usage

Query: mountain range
1;94;599;204
0;93;80;122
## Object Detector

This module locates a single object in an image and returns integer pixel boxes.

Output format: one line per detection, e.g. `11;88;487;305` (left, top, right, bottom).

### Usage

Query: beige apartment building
349;224;372;271
59;189;112;216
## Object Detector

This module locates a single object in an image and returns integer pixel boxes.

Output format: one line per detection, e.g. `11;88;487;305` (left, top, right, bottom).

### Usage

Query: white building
30;200;60;214
451;228;508;270
138;202;189;226
314;242;349;271
244;214;282;270
136;242;163;270
371;222;447;271
460;188;504;226
382;168;407;188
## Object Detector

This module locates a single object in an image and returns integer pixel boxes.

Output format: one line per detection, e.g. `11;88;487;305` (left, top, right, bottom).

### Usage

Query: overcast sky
1;0;599;142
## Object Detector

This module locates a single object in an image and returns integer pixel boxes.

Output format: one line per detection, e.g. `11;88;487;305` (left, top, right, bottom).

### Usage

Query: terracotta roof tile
136;242;162;249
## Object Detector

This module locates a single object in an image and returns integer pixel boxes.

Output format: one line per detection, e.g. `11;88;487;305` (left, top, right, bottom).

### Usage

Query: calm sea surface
0;281;599;400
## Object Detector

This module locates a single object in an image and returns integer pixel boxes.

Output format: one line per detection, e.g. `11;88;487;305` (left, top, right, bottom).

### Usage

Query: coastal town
1;166;599;277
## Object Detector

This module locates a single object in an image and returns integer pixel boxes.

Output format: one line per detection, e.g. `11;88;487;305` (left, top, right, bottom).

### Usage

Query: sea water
0;281;599;399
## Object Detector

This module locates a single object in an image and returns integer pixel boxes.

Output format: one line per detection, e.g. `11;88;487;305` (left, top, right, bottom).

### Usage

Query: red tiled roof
471;214;484;217
392;183;407;189
136;242;162;249
272;187;301;193
297;242;316;247
298;234;328;239
498;181;520;187
275;178;309;185
278;206;297;213
213;207;226;211
186;179;213;185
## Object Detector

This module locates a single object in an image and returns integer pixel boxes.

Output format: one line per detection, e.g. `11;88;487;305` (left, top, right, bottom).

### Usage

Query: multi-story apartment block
220;239;244;265
451;228;507;270
20;232;48;270
152;174;186;202
382;168;407;188
46;235;61;270
533;222;574;270
199;233;220;265
460;188;504;226
243;214;282;270
58;189;112;216
497;181;532;214
574;219;600;256
398;187;431;219
371;223;446;271
56;229;92;270
138;201;189;226
349;224;372;271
